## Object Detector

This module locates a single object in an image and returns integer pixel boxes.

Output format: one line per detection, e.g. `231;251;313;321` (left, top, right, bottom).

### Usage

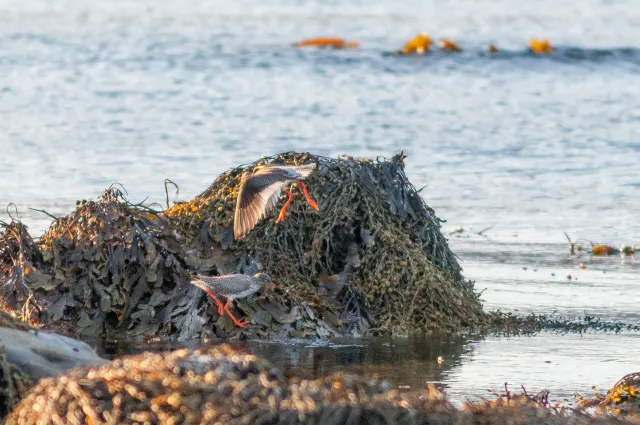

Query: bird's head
254;273;275;289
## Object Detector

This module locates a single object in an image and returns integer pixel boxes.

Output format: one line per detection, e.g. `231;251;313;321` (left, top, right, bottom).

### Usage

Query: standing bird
190;272;274;328
234;163;319;240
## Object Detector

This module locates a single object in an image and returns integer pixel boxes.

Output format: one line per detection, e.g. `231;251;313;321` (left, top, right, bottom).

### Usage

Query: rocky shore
1;152;638;423
0;152;482;341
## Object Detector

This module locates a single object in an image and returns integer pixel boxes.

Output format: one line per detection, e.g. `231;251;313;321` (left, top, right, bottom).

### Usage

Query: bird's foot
224;300;249;328
295;182;319;211
276;190;294;223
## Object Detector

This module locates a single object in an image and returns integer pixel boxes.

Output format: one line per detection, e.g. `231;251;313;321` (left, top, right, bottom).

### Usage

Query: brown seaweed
1;152;483;340
8;345;640;425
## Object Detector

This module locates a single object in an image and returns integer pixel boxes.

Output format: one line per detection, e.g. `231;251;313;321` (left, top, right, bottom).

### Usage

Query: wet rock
0;311;106;420
0;327;107;379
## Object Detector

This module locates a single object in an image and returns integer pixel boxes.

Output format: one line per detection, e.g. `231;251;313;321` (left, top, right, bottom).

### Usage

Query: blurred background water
1;0;639;403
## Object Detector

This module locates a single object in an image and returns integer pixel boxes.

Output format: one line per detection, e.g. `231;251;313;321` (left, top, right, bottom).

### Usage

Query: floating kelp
294;37;359;49
564;233;637;256
7;344;639;425
577;372;640;416
166;151;483;335
530;38;554;54
396;33;433;55
439;39;462;52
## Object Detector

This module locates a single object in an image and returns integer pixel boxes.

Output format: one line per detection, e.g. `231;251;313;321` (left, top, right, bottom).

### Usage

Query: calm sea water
2;0;640;403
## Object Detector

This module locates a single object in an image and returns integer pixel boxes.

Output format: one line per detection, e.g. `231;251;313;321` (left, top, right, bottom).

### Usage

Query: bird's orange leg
223;300;249;328
206;292;225;315
276;189;294;223
295;182;319;211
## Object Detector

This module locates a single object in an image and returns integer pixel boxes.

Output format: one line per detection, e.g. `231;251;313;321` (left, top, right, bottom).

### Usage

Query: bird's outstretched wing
234;163;318;240
234;170;289;240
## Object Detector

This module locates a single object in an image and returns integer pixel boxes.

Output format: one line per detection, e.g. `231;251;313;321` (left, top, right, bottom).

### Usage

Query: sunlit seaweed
564;232;636;257
440;39;462;52
295;37;359;49
396;33;433;55
166;151;482;335
577;372;640;417
530;38;555;54
0;152;482;339
8;344;640;425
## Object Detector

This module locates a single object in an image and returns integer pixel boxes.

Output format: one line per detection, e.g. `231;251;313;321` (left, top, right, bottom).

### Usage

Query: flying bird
234;163;319;240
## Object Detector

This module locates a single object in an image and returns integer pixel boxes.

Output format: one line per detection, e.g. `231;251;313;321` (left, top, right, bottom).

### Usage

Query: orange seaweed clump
402;32;433;54
592;245;616;256
295;37;359;49
439;39;462;52
530;38;554;54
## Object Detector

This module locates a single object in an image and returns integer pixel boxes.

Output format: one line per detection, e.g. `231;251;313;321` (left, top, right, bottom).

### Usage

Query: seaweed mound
167;152;483;334
6;344;456;425
36;187;195;340
1;151;483;339
0;192;308;340
0;219;46;318
0;189;206;340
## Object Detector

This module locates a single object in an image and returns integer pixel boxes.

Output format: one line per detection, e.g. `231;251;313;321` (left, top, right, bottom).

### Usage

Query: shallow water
2;0;640;403
98;332;639;404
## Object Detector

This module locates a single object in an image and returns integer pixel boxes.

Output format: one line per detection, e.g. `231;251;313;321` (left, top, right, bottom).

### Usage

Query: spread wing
234;170;290;240
259;163;317;179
